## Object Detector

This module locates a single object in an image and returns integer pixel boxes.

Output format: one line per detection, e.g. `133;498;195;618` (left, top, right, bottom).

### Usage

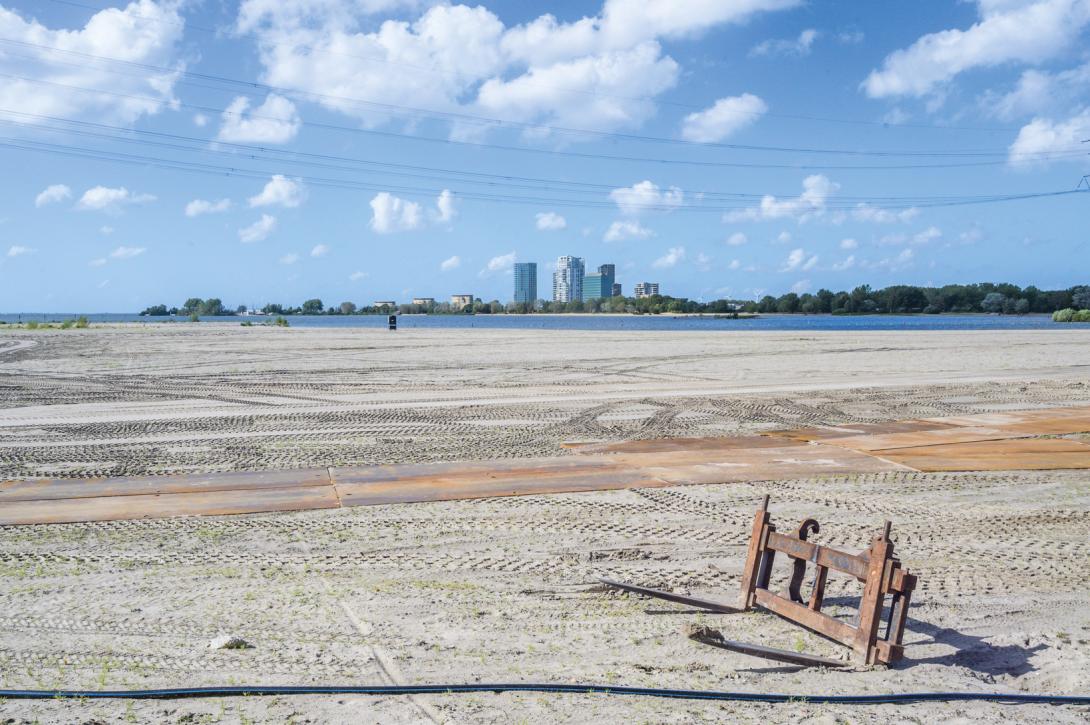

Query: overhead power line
1;135;1084;212
0;110;1069;202
0;74;1084;173
0;37;1077;158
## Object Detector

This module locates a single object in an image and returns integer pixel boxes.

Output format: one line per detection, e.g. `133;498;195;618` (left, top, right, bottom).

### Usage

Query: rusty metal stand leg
738;495;770;610
855;521;892;664
808;566;828;611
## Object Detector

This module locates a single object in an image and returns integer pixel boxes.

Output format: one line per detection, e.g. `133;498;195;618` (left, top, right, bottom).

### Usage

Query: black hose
1;684;1088;705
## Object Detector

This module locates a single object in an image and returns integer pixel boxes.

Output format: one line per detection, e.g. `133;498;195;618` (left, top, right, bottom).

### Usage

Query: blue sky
0;0;1088;311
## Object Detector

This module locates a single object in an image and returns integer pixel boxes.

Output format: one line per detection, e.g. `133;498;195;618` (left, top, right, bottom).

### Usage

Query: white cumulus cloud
109;245;145;259
781;248;818;272
249;175;306;208
239;214;277;243
479;250;516;277
913;226;942;245
0;0;187;126
863;0;1090;99
610;180;683;215
750;28;819;58
434;189;456;223
725;175;838;222
370;192;423;234
1008;108;1090;166
652;246;685;269
831;255;856;271
535;211;567;231
985;62;1090;119
603;219;654;242
726;232;748;246
279;253;299;265
6;245;35;257
681;94;767;142
35;184;71;208
440;255;461;271
475;41;679;133
185;198;231;217
852;203;920;224
76;186;156;212
235;0;799;140
310;244;330;257
865;248;915;271
217;93;301;144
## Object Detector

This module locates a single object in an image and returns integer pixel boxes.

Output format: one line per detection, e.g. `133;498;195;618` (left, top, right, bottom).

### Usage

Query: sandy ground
2;325;1090;723
2;324;1090;479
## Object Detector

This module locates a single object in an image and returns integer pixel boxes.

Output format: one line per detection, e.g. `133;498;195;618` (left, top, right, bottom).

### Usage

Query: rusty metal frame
599;495;917;666
738;495;916;665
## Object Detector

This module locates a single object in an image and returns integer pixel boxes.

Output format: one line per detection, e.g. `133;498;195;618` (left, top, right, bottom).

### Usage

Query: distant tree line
139;283;1089;319
749;283;1088;315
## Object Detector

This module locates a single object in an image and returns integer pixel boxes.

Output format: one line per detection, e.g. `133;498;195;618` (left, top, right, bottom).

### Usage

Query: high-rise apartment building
634;282;660;298
553;256;585;303
582;263;616;300
513;262;537;304
611;283;622;297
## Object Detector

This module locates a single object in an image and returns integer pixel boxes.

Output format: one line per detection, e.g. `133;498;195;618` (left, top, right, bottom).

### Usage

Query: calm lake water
0;313;1066;331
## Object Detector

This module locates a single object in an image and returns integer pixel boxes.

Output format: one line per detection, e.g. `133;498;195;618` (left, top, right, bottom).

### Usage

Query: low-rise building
411;297;435;306
450;294;474;307
634;282;659;298
373;300;396;307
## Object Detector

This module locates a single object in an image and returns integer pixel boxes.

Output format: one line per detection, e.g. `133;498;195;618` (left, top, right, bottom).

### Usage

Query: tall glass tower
582;263;616;300
513;262;537;304
552;256;585;303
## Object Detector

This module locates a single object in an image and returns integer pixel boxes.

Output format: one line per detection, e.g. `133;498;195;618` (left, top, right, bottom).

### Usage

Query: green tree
776;293;799;313
301;298;324;315
850;285;872;311
339;301;357;315
981;292;1006;313
199;298;224;316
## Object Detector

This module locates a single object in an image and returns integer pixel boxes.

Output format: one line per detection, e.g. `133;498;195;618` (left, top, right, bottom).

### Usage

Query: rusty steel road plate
4;405;1088;525
0;484;341;526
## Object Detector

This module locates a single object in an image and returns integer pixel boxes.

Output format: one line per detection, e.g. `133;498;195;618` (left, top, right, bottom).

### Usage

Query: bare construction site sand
2;324;1090;723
